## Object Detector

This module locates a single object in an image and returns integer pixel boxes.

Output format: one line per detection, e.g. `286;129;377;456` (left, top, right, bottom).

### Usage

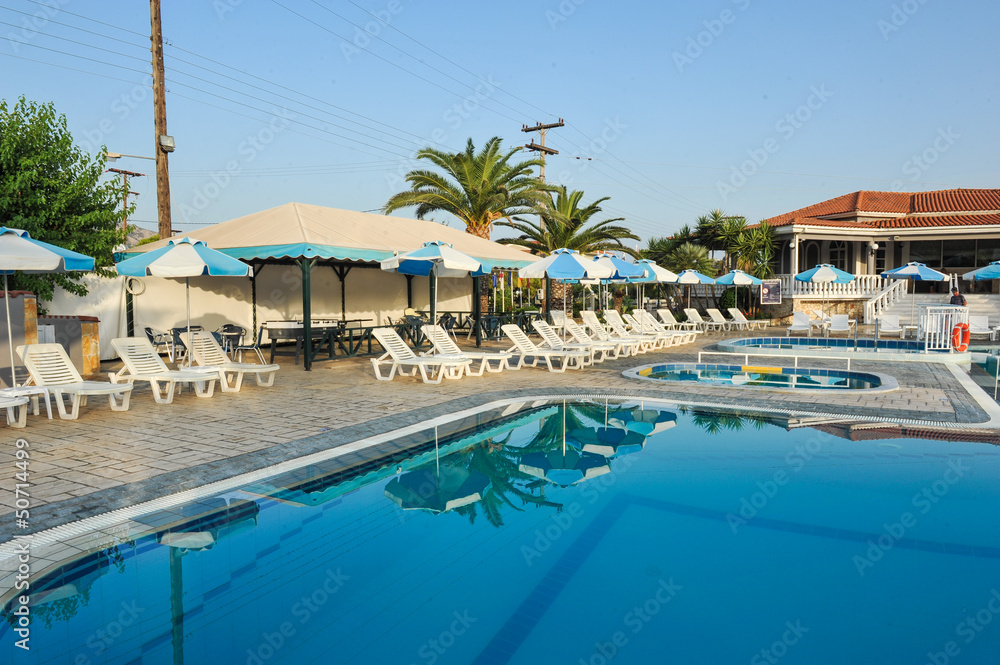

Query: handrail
697;350;851;370
864;278;909;324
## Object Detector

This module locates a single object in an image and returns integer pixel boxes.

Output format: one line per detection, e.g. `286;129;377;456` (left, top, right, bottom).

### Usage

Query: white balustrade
919;305;968;351
864;279;909;324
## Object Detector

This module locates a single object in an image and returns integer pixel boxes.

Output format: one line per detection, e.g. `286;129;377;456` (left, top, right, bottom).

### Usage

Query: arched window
804;242;820;270
829;241;848;271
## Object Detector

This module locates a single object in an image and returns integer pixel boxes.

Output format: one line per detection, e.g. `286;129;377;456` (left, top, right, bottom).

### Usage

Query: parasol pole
4;274;16;386
185;276;192;367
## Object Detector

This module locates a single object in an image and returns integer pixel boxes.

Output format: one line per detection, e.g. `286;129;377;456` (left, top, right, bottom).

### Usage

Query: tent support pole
250;263;260;336
473;275;482;348
429;270;437;326
406;274;414;308
333;264;351;321
301;258;313;371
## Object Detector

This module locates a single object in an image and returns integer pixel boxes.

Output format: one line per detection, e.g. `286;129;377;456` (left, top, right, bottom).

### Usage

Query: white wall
47;274;126;361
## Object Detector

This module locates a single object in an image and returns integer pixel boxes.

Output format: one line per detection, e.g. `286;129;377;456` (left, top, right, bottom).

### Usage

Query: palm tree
498;186;640;313
718;216;747;271
383;136;553;239
497;186;640;257
643;225;694;265
733;221;777;278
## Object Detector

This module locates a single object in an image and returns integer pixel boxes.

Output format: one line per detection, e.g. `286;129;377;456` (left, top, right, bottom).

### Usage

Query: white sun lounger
110;337;218;404
421;324;513;375
183;331;280;392
623;312;678;347
17;343;132;420
657;309;700;332
371;327;471;383
502;324;587;372
728;308;766;330
580;311;644;356
532;320;596;365
968;316;995;341
684;309;726;333
634;310;698;345
0;394;29;428
825;315;855;337
705;309;735;331
602;311;661;351
563;319;622;360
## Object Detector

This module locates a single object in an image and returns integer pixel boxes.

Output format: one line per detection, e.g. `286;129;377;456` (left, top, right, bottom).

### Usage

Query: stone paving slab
1;329;997;544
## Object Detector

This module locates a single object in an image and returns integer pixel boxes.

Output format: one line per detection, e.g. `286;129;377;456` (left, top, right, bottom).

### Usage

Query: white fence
776;274;885;298
919;305;969;351
864;279;910;324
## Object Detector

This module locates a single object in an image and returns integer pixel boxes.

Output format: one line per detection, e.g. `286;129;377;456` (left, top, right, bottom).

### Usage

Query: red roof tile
768;213;1000;230
763;188;1000;226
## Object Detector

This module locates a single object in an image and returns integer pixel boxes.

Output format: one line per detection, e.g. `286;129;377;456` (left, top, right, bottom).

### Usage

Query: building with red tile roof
760;189;1000;280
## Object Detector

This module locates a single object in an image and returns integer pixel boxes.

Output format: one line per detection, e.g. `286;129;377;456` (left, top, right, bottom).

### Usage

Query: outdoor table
902;325;919;339
265;322;342;365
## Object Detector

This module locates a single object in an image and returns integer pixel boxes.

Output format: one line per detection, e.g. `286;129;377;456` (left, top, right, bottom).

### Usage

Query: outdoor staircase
879;293;1000;326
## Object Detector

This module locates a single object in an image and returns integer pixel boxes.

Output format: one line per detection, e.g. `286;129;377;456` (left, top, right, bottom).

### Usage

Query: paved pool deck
2;327;999;545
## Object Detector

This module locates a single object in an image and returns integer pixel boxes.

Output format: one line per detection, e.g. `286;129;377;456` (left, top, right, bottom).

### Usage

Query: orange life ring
951;323;970;352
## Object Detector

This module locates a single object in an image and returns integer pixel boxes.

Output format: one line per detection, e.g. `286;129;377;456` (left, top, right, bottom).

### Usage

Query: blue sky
2;0;998;244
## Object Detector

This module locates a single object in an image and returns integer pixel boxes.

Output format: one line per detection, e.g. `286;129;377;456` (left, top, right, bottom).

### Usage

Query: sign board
761;279;781;305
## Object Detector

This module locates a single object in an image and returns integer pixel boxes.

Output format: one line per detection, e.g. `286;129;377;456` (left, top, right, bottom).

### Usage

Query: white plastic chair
826;315;855;337
787;312;814;337
968;316;995;340
580;311;643;356
371;327;471;383
876;314;903;338
110;337;218;404
603;310;661;350
17;343;132;420
635;310;698;345
684;309;725;332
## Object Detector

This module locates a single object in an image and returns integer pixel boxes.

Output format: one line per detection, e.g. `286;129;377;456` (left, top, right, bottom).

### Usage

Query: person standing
949;287;967;306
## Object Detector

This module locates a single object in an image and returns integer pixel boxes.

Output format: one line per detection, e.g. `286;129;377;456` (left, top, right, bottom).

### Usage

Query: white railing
919;305;968;351
698;350;851;370
864;278;909;324
775;274;885;299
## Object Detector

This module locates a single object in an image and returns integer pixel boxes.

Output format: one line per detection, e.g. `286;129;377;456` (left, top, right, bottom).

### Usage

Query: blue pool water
631;363;883;390
3;400;1000;664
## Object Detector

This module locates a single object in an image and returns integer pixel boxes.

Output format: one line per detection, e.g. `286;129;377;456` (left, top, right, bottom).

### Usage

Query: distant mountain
126;226;157;248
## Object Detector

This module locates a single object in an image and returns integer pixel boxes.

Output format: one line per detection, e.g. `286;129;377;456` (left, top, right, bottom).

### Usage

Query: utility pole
149;0;173;240
521;118;563;182
106;168;144;231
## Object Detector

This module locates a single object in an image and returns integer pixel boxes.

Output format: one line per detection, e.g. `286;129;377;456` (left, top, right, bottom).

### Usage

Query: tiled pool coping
718;336;973;364
623;362;899;394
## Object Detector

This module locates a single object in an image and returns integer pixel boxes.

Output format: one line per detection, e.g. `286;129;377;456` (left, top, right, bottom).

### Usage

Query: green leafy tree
664;242;715;275
643;224;693;265
0;97;128;300
383;136;554;239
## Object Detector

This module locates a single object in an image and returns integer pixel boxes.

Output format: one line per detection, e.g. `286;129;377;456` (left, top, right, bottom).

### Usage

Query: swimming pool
719;336;972;364
625;363;889;391
3;399;1000;663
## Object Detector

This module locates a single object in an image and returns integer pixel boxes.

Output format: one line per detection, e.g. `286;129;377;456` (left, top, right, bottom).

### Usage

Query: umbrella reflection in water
384;465;491;514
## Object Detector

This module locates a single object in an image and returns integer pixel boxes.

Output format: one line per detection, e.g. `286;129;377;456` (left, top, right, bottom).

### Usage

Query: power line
0;51;148;86
19;0;148;37
4;39;150;76
0;6;149;50
267;0;523;125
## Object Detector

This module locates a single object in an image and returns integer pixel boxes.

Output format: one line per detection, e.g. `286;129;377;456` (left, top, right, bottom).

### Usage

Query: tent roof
130;203;534;271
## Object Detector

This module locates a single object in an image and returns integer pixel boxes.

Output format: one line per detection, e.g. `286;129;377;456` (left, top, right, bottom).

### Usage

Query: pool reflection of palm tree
685;408;773;435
